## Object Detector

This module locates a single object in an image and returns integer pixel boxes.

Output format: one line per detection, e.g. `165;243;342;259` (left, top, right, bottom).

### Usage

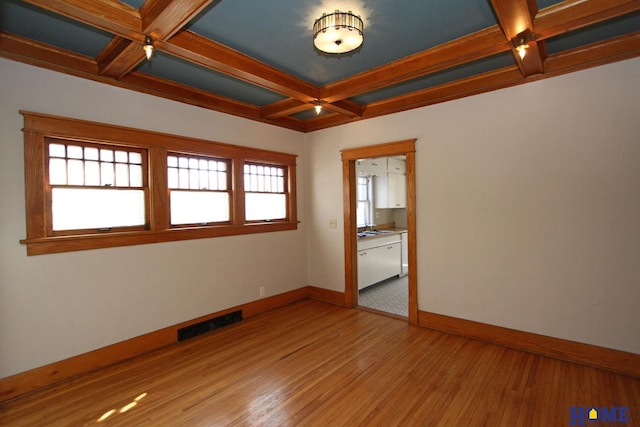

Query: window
47;139;148;234
21;111;297;255
244;163;287;221
168;154;230;226
356;176;372;227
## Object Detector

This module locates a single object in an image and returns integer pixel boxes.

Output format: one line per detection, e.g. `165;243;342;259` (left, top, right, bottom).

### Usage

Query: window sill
21;222;298;256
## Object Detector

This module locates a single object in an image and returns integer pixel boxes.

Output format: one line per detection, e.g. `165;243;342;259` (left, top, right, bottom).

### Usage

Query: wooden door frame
341;139;418;324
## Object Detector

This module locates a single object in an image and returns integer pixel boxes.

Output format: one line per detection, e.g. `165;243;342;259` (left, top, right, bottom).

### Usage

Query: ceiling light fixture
513;32;532;60
143;36;154;60
314;100;322;115
515;38;529;59
313;10;363;54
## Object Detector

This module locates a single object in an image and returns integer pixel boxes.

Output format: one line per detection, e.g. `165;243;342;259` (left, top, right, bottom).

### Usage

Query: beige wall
2;55;639;380
305;57;640;354
0;58;308;378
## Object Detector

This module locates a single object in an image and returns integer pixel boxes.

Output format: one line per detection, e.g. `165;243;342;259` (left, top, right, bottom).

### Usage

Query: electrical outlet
328;218;338;229
259;286;265;297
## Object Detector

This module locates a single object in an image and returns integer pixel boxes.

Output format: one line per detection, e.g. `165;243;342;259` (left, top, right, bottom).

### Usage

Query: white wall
305;57;640;354
2;56;639;381
0;58;308;378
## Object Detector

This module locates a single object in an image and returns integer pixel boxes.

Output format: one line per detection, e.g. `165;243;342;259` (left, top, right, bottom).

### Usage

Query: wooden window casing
243;162;289;223
21;111;298;255
45;138;150;236
167;153;232;227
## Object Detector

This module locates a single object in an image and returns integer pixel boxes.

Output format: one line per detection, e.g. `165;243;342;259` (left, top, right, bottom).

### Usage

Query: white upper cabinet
387;157;406;174
372;157;407;209
375;172;407;208
356;158;387;176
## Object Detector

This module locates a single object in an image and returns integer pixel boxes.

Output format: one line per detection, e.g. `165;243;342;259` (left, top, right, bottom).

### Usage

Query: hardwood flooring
1;300;639;426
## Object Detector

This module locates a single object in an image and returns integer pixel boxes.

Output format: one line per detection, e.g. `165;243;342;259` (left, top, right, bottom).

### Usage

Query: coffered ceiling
1;0;639;132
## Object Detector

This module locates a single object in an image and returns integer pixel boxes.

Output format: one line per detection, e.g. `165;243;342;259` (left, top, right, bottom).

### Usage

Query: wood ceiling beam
490;0;545;76
318;0;639;106
543;30;640;74
98;0;214;79
491;0;537;39
265;116;308;132
0;31;98;75
163;30;319;101
118;71;308;131
140;0;211;39
300;112;355;133
261;98;363;120
24;0;319;102
535;0;640;40
320;27;509;103
22;0;141;39
6;1;640;132
321;100;364;118
370;33;640;114
97;36;145;78
261;99;309;119
364;67;526;119
304;31;640;132
120;71;261;119
0;32;306;132
364;31;640;118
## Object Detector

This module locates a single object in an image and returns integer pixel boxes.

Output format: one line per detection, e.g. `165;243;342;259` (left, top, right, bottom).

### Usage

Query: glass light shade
516;43;528;59
313;10;363;54
143;36;154;60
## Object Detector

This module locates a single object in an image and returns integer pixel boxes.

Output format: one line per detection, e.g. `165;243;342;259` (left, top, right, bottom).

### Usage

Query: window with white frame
356;176;372;227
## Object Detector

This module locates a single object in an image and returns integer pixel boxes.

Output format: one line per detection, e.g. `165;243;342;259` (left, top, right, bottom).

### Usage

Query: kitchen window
356;176;372;227
21;111;298;255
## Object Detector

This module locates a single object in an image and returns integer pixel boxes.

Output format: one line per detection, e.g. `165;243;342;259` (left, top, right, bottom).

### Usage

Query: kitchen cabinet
387;157;406;174
357;235;401;289
356;158;386;176
374;172;406;208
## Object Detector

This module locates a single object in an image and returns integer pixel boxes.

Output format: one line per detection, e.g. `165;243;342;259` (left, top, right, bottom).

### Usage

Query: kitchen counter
357;228;407;240
356;228;408;289
356;229;406;290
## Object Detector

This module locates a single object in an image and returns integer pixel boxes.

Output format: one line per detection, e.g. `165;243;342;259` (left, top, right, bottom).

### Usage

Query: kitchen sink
357;230;394;238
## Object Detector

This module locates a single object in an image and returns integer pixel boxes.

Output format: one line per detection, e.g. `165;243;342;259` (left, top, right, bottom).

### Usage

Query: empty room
1;1;639;425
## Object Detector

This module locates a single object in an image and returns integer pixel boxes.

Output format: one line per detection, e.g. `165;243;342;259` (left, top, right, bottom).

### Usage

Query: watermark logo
569;406;630;425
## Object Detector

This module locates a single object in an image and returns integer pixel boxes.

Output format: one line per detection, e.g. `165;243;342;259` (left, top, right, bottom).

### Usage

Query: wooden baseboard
308;286;346;306
418;310;640;378
0;287;311;403
6;290;635;403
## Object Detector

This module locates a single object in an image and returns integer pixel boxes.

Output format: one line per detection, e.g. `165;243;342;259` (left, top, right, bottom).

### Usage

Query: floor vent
177;310;243;342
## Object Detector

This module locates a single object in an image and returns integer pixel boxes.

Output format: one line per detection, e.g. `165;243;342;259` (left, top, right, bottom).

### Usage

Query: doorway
341;139;417;324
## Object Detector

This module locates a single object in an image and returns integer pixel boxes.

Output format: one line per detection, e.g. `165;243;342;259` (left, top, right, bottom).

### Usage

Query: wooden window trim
20;111;298;255
167;152;232;227
45;138;151;236
243;161;290;223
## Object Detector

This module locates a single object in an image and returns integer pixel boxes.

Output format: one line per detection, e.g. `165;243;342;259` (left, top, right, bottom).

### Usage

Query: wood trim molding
418;310;640;378
341;139;418;323
4;291;637;403
308;286;346;306
19;111;299;255
0;287;312;403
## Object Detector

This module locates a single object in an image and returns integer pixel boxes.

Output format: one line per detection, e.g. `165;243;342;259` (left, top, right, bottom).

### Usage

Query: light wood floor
1;300;639;426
